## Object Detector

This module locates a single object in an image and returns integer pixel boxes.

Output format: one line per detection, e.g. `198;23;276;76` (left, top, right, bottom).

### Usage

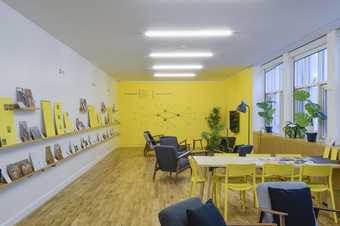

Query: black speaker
229;111;240;133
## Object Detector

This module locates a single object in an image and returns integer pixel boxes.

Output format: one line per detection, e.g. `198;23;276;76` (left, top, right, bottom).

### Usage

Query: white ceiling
3;0;340;81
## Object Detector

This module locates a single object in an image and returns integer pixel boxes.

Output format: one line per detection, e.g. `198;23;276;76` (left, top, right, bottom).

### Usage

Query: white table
193;156;340;200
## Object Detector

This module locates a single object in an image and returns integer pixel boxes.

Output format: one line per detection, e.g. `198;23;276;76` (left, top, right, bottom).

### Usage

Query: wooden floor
18;147;339;226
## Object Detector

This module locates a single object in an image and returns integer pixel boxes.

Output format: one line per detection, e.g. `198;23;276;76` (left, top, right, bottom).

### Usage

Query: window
293;48;328;138
265;63;283;133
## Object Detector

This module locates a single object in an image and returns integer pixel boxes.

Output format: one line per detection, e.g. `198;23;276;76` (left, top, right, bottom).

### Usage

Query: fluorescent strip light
149;52;213;58
154;73;196;77
152;65;203;70
145;29;233;37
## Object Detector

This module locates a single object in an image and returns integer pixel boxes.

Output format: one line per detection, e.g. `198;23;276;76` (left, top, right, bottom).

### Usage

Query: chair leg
190;182;196;197
200;183;205;200
152;162;158;181
224;188;228;221
143;143;148;156
329;189;338;223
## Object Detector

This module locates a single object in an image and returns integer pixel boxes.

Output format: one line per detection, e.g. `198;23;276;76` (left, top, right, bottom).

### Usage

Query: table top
193;156;340;168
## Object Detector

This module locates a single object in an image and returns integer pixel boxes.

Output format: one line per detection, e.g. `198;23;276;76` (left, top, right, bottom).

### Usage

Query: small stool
192;138;204;150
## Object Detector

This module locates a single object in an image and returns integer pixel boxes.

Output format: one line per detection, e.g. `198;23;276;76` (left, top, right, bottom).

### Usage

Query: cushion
159;198;203;226
187;199;227;226
268;187;316;226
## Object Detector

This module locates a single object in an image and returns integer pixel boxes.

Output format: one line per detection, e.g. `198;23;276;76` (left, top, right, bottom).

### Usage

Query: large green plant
294;90;327;130
201;107;224;150
256;100;275;126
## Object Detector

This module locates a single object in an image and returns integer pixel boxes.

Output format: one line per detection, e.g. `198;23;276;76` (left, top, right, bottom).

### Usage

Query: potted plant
283;121;307;139
294;90;327;142
256;100;275;133
201;107;224;152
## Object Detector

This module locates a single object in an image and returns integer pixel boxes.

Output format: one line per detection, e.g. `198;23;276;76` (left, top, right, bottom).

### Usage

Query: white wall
0;2;118;225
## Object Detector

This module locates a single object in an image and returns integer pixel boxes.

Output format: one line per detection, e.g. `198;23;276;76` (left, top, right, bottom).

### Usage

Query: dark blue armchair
153;145;190;181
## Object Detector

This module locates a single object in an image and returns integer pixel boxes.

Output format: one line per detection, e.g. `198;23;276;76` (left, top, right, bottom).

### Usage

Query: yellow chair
246;154;271;158
299;165;337;223
217;164;257;221
276;154;302;158
188;156;206;199
262;163;294;182
323;146;331;159
330;147;338;161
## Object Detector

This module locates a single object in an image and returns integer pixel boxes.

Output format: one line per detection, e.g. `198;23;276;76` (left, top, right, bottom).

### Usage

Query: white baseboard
2;145;115;226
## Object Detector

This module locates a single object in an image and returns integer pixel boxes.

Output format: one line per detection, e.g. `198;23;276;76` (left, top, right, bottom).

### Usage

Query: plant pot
306;132;317;142
265;126;273;133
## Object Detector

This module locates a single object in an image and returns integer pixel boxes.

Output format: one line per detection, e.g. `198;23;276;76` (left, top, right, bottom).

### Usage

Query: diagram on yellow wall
131;103;200;130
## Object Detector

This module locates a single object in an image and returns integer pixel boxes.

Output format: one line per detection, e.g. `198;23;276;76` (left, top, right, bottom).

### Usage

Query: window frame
263;62;284;134
292;47;328;139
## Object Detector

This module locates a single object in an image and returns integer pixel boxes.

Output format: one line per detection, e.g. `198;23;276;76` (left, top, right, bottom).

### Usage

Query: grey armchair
160;136;190;152
256;182;340;226
153;145;190;181
143;131;162;156
159;198;276;226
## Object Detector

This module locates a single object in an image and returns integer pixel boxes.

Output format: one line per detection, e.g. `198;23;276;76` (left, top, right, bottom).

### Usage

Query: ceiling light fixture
152;64;203;70
154;73;196;77
145;29;233;37
149;52;213;58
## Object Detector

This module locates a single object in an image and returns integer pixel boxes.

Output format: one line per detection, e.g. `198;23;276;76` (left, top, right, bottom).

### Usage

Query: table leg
205;167;213;201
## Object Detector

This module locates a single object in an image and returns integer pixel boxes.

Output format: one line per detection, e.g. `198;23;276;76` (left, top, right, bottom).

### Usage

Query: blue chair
256;182;340;226
159;198;276;226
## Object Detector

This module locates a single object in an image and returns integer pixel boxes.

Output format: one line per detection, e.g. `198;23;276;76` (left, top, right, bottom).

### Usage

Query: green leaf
294;90;310;101
294;112;310;127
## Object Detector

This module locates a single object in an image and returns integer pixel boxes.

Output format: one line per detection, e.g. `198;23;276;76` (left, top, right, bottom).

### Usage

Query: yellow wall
224;67;253;144
117;68;253;147
117;81;226;146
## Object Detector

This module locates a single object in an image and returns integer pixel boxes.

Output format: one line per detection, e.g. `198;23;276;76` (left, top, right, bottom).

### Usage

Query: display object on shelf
68;142;74;155
63;112;73;132
7;161;23;181
41;100;56;137
20;159;34;176
0;97;17;146
101;102;107;113
75;118;86;131
16;87;35;109
29;152;46;171
80;98;88;113
0;169;8;184
88;105;97;128
45;146;55;165
19;121;31;142
97;113;104;126
30;126;43;140
54;102;65;135
54;144;64;161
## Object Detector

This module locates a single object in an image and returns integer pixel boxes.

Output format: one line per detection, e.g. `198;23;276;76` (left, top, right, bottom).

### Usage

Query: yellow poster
0;97;17;146
41;100;56;137
97;112;104;126
107;107;113;125
54;102;64;135
63;112;73;132
88;105;97;128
